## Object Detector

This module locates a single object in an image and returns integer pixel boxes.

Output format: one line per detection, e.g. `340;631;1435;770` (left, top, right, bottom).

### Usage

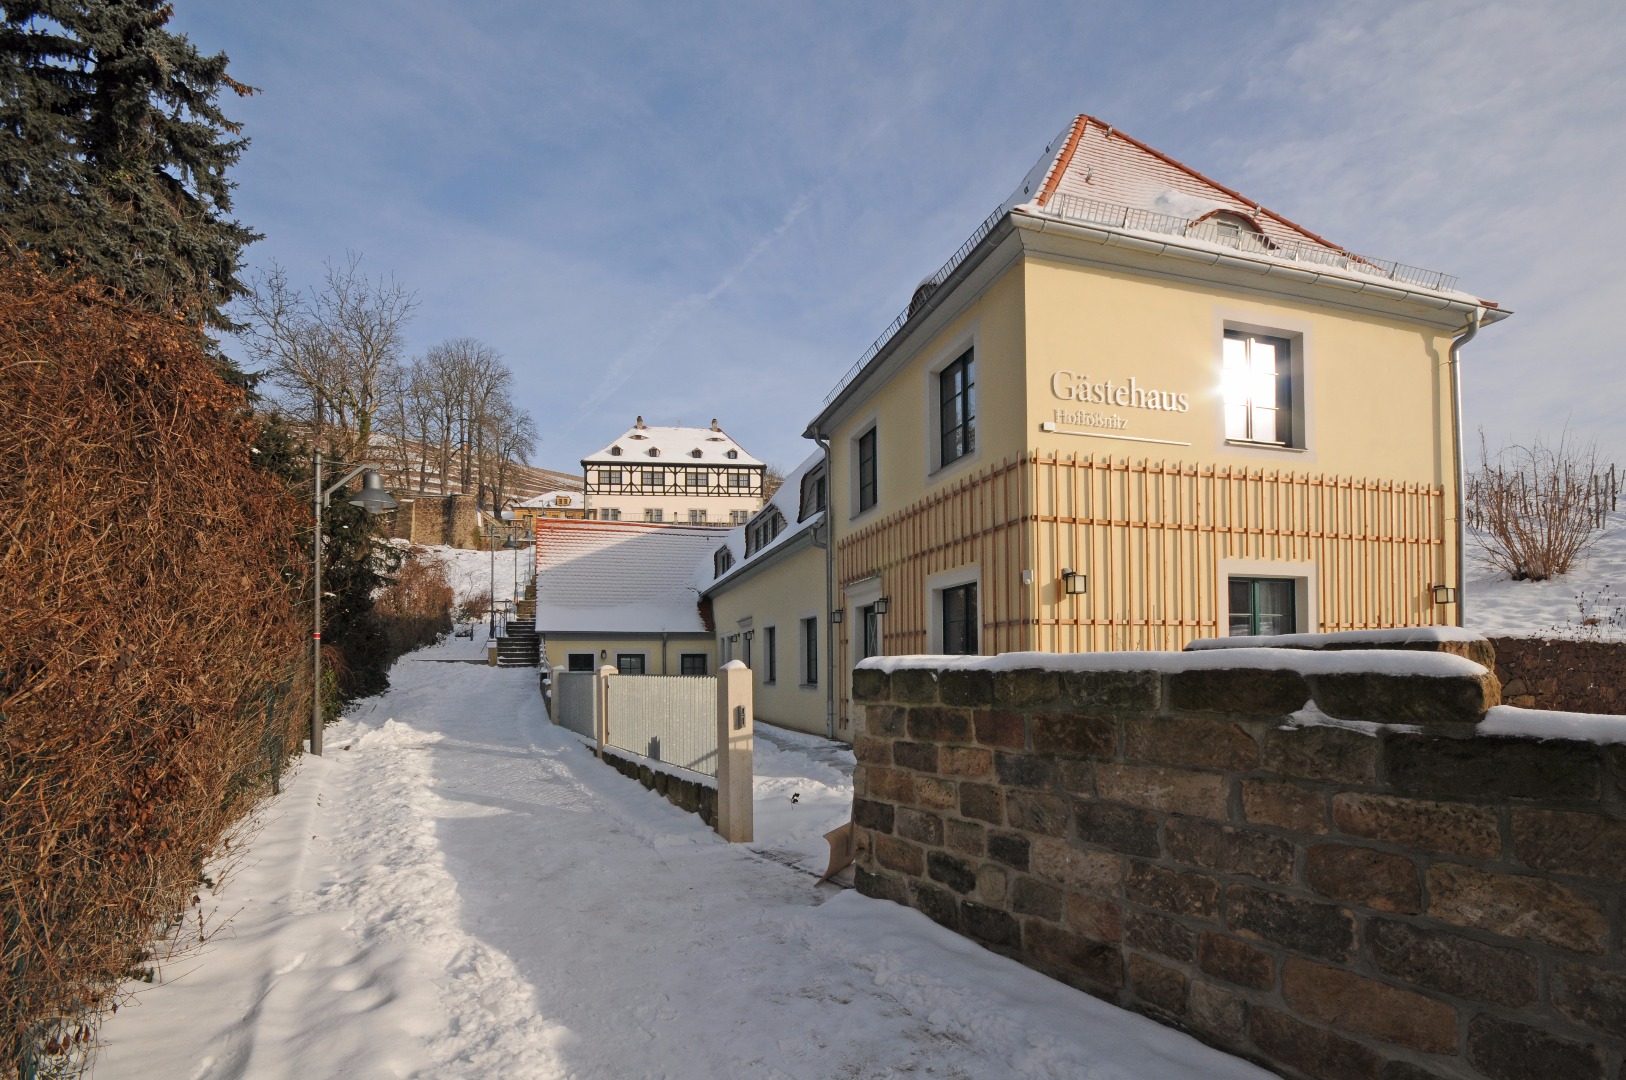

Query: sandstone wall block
1282;958;1457;1054
1166;818;1296;885
1064;669;1162;712
1243;779;1328;834
1366;918;1539;1008
1169;667;1310;716
1124;715;1259;771
1331;792;1500;860
1309;670;1499;726
1465;1014;1605;1080
1095;763;1229;819
1225;884;1357;963
1426;862;1609;954
1305;843;1422;914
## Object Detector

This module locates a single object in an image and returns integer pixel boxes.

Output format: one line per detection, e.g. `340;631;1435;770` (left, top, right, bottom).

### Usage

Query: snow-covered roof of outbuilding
697;451;824;594
582;418;763;467
534;520;721;634
517;489;585;510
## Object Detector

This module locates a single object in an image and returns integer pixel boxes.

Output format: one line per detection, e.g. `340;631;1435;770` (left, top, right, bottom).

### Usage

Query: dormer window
648;448;660;457
714;547;734;578
726;450;738;460
1198;211;1271;251
690;448;703;458
800;466;827;521
609;446;622;456
744;509;786;557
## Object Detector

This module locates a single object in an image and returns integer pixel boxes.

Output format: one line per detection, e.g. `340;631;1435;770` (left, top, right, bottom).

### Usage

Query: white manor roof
534;520;718;634
582;417;763;468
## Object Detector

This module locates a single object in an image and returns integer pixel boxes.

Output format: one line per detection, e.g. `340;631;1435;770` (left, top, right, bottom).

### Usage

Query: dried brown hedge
0;258;310;1072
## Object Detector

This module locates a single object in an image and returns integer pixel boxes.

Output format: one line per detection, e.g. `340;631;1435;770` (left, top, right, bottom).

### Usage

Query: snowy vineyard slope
1465;512;1625;638
93;635;1272;1080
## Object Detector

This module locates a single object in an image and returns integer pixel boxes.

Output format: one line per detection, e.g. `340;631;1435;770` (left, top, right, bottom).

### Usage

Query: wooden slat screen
834;452;1446;726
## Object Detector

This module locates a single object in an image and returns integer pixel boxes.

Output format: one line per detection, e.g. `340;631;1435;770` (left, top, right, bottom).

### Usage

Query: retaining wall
1491;636;1626;715
850;649;1626;1080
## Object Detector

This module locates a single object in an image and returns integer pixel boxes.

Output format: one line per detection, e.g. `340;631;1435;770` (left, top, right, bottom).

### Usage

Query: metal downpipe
1448;308;1483;629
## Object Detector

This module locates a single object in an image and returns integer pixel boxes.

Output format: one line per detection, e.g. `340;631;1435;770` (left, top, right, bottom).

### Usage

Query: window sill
1225;439;1308;453
798;682;819;691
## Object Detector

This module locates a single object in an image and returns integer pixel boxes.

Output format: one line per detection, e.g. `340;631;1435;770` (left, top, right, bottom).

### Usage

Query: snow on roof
534;520;721;634
698;451;824;594
1013;113;1345;255
517;489;585;509
582;420;764;467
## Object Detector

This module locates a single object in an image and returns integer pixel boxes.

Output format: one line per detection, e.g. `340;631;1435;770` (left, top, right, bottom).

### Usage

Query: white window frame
762;623;777;685
644;508;663;523
1217;558;1319;637
844;575;883;663
797;611;820;689
923;326;982;481
849;416;880;521
926;564;982;655
1213;311;1315;460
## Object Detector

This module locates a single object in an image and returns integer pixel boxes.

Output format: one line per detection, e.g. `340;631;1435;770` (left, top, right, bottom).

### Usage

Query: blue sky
180;1;1626;474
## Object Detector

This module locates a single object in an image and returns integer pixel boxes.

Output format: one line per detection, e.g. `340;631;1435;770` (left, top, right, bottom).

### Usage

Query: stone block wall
1491;636;1626;714
850;655;1626;1080
388;494;480;548
601;748;718;827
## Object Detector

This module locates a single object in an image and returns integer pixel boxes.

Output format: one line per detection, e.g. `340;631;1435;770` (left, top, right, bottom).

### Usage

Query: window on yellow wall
857;428;878;512
939;349;975;467
1223;331;1294;445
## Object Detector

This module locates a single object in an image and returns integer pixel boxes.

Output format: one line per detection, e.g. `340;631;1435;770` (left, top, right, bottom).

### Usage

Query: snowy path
95;639;1271;1080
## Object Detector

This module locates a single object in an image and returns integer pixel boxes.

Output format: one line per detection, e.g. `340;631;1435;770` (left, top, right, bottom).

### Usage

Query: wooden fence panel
834;453;1447;725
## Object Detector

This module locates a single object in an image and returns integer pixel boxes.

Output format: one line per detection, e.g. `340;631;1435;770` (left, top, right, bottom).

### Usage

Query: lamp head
347;471;399;514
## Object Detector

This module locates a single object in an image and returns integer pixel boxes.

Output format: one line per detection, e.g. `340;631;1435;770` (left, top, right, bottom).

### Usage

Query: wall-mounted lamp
874;597;890;615
730;633;741;642
1431;584;1458;604
600;649;607;659
830;609;844;624
1061;568;1088;595
742;629;754;642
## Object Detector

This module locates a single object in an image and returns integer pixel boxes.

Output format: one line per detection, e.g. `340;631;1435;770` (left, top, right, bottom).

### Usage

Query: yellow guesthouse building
794;114;1509;733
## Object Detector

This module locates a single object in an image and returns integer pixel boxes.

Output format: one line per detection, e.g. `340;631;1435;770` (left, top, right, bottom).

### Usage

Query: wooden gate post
549;665;566;726
715;659;753;843
595;665;616;759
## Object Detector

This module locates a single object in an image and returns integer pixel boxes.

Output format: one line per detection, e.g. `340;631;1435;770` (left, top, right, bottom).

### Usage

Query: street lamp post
312;449;398;757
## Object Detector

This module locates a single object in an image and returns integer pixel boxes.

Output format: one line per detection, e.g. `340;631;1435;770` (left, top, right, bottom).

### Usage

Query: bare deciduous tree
242;253;417;460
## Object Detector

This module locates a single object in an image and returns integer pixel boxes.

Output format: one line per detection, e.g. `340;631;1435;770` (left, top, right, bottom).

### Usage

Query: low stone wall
601;748;718;828
388;493;479;548
1491;636;1626;714
850;651;1625;1080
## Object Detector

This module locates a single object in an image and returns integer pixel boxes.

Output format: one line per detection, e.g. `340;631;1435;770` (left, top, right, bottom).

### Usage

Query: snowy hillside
1464;511;1625;639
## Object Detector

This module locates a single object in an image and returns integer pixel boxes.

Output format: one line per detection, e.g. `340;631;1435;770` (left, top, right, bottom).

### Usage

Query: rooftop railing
820;195;1460;408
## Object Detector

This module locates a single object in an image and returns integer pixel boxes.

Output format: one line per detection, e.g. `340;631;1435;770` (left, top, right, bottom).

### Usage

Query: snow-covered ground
405;542;533;610
1464;511;1625;638
93;634;1270;1080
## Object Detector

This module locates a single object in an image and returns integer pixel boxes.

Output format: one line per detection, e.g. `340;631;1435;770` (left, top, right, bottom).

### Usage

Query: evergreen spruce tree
0;1;258;334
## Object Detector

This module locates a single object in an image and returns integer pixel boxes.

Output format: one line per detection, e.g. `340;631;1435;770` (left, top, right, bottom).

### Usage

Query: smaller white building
581;417;766;525
699;453;835;739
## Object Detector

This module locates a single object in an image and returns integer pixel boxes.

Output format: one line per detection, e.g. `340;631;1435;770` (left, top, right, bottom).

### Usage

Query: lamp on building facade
830;609;844;623
874;597;890;615
1432;584;1458;604
1062;568;1088;595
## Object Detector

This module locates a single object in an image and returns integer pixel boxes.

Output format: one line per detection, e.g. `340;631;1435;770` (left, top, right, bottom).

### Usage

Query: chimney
635;415;646;429
710;418;720;432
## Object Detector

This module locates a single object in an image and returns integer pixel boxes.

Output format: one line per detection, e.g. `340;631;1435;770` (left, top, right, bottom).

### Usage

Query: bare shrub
456;588;492;623
0;257;309;1075
1469;432;1613;581
374;555;454;656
